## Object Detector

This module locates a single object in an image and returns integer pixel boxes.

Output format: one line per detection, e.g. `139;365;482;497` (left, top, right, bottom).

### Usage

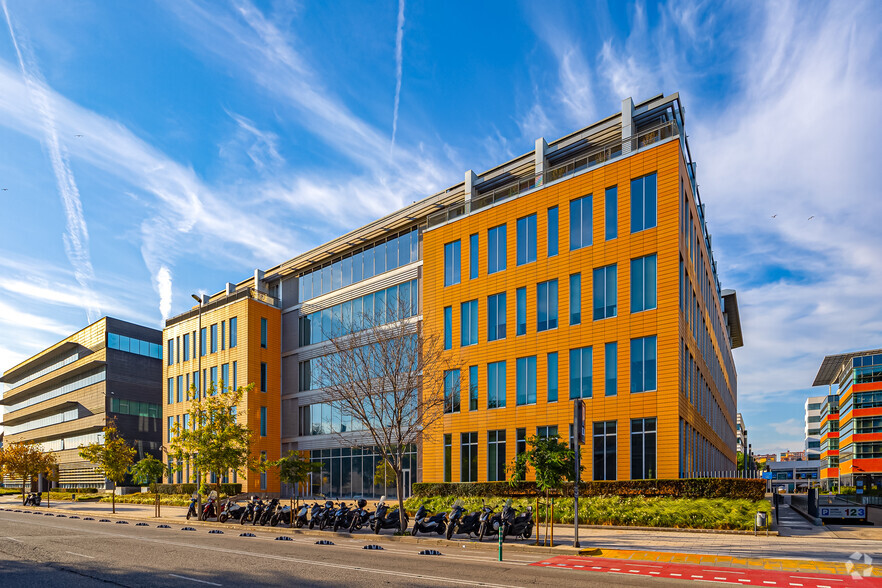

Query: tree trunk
22;479;26;506
395;468;406;533
112;482;116;514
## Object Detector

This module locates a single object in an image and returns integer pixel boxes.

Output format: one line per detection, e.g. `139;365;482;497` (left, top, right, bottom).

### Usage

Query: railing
427;118;679;228
165;287;280;327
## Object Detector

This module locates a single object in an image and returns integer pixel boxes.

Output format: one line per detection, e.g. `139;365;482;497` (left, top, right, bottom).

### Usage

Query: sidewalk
3;495;879;577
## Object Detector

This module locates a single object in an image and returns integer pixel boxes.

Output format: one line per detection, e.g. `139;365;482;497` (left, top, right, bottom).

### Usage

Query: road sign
819;506;866;519
762;472;773;480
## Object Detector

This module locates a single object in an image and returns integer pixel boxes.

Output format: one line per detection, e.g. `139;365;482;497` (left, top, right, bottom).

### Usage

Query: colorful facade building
818;394;839;489
2;317;162;489
162;280;281;493
162;92;742;495
813;349;882;491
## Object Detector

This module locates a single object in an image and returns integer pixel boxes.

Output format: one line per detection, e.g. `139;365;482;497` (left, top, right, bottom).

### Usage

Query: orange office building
164;93;742;496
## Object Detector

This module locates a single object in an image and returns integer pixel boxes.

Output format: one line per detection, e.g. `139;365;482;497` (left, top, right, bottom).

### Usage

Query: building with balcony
164;92;742;496
805;395;824;459
1;317;162;489
737;413;747;454
813;349;882;491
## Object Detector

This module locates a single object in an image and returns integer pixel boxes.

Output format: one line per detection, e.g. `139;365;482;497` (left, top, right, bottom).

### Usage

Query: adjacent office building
736;413;747;454
163;92;742;495
813;349;882;490
804;395;824;460
1;318;162;489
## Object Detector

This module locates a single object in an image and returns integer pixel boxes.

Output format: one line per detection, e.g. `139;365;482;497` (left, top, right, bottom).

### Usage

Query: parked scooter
186;494;199;520
477;502;504;541
307;501;326;530
240;496;263;525
270;502;292;527
293;502;312;528
446;500;481;539
218;499;245;523
348;499;371;533
258;498;280;526
370;496;409;533
332;502;354;532
412;504;447;536
311;500;336;530
199;491;219;521
501;502;533;541
23;492;42;507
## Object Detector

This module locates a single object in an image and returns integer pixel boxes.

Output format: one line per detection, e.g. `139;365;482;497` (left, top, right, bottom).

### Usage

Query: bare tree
313;294;459;532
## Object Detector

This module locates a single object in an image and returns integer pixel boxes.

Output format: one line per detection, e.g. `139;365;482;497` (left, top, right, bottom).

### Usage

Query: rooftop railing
427;119;679;228
165;287;280;328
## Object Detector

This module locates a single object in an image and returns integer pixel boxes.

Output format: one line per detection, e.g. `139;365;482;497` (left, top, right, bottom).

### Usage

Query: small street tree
130;455;166;517
0;441;57;504
318;295;459;532
168;383;257;494
268;451;322;508
79;420;137;514
508;434;579;545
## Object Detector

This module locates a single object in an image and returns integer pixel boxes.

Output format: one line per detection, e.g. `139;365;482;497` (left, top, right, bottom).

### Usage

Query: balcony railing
165;287;280;327
427;119;679;228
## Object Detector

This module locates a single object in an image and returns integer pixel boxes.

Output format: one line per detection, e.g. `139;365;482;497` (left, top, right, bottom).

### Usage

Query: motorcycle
218;499;245;523
501;503;533;541
331;502;353;532
199;491;219;521
310;500;335;530
306;501;326;530
370;496;409;534
293;502;312;528
446;500;481;539
186;494;199;520
412;504;446;536
23;492;42;507
270;502;292;527
259;498;280;526
477;502;504;542
347;499;371;533
240;496;262;525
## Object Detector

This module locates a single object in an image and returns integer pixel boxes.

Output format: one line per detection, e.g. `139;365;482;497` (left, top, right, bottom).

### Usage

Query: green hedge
152;483;242;496
412;479;765;501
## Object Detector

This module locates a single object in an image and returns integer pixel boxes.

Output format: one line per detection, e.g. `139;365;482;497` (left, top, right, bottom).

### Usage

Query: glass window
177;375;184;402
230;317;237;348
469;365;478;411
200;328;207;356
516;287;527;336
488;224;507;274
569;346;593;399
460;300;478;347
167;340;173;366
569;194;593;250
363;245;375;280
260;362;268;392
261;318;268;348
183;333;190;361
444;434;452;483
444;369;461;413
487;361;506;409
221;363;229;392
487;293;506;341
605;186;618;240
342;255;352;288
376;241;388;275
547;206;559;257
516;214;537;266
260;407;267;437
593;421;617;481
569;273;581;325
210;324;218;353
593;264;617;320
469;233;479;280
443;306;452;350
516;356;537;406
605;342;618;397
167;378;173;404
444;240;461;287
631;173;657;233
631;254;658;313
167;416;173;442
232;361;237;390
516;428;527;456
547;352;558;402
537;279;558;332
399;233;410;268
386;236;397;270
630;335;657;392
353;251;364;283
631;418;657;479
537;425;558;439
460;432;478;483
488;430;507;482
221;320;226;350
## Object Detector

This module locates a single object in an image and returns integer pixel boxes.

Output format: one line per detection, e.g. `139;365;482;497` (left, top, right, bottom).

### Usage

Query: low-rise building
766;459;823;493
779;450;806;462
1;317;163;489
805;395;824;459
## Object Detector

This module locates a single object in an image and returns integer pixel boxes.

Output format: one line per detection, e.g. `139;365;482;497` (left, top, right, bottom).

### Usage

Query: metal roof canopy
721;289;743;349
812;347;882;387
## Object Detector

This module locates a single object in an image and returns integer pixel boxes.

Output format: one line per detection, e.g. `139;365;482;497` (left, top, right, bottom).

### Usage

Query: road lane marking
792;578;841;582
65;551;95;558
0;515;527;588
169;574;222;586
5;537;23;542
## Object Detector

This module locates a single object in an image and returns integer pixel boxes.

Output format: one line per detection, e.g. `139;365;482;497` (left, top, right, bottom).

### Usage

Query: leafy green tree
268;451;322;507
79;420;137;514
168;383;257;493
130;456;166;516
0;441;57;504
508;434;580;544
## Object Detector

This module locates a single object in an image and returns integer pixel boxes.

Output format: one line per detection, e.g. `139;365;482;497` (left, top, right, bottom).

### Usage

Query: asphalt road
0;509;704;588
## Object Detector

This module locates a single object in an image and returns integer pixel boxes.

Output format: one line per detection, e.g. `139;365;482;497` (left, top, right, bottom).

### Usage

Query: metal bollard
498;526;503;561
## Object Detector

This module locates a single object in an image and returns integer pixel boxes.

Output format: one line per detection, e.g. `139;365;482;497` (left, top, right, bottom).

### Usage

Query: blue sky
1;0;880;455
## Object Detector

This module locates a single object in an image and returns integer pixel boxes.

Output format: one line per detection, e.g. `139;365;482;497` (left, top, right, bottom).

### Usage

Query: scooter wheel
240;515;249;525
218;514;228;523
436;522;446;536
308;520;315;530
412;526;418;536
446;524;454;540
373;523;380;534
186;512;191;521
478;523;486;542
270;516;279;527
523;524;533;539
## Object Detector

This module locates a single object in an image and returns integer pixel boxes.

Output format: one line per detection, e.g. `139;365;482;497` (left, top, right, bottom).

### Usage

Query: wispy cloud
390;0;405;152
2;0;100;324
224;110;284;172
156;266;173;321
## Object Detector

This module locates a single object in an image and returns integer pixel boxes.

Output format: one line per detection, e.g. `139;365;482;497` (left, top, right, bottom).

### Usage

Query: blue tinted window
444;240;461;287
469;365;478;411
260;406;267;437
516;214;537;266
630;336;657;392
593;264;617;320
516;287;527;336
631;173;657;233
569;273;581;325
488;225;507;274
487;293;506;341
460;300;478;347
469;234;479;280
605;186;618;240
605;342;617;396
569;346;593;399
444;306;452;350
537;280;558;332
260;318;268;348
516;356;537;406
230;317;237;348
547;206;559;257
260;362;268;392
547;352;558;402
569;194;593;250
444;369;461;413
487;361;506;408
631;254;657;313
